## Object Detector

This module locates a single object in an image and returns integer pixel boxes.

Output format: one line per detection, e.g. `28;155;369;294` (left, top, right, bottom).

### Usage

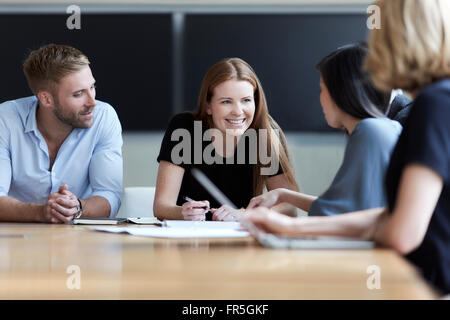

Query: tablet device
191;168;374;249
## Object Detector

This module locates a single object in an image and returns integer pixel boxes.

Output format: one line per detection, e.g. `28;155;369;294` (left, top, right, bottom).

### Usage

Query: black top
385;78;450;294
157;112;283;210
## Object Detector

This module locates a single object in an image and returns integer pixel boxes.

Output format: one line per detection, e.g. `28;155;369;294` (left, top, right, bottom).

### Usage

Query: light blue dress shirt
0;96;123;217
308;117;402;216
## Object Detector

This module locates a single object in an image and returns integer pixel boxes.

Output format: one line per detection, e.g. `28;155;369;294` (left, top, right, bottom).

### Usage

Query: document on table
91;220;249;238
162;220;243;230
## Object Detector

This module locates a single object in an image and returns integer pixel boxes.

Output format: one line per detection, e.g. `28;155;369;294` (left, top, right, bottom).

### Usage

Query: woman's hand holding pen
181;200;210;221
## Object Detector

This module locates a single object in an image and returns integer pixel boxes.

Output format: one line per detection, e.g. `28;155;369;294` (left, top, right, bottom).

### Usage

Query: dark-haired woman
247;43;402;216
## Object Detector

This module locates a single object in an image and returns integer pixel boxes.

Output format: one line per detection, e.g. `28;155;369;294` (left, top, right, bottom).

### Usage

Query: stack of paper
91;220;249;239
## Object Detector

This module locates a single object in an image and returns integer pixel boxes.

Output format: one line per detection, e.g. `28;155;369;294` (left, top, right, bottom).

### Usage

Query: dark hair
316;42;390;119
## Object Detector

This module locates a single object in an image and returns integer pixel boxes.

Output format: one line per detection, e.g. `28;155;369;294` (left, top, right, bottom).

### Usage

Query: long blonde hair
195;57;298;195
365;0;450;92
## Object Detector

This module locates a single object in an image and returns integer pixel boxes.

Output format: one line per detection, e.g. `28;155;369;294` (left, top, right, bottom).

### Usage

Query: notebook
190;168;375;250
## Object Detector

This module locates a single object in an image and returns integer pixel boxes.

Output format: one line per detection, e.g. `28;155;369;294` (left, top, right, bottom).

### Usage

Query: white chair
117;186;156;218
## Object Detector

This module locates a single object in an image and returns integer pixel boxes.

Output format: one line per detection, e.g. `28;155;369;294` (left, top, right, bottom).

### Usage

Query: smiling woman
154;57;298;222
206;79;255;139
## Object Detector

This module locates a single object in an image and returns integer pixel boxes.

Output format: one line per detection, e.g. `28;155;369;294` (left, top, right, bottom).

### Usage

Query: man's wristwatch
75;198;83;219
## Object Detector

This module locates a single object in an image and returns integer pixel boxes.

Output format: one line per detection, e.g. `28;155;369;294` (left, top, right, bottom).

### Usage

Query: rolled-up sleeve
89;105;123;217
0;117;11;197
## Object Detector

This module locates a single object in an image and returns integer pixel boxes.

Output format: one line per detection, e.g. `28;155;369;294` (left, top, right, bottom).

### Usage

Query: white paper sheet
162;220;243;230
91;226;249;238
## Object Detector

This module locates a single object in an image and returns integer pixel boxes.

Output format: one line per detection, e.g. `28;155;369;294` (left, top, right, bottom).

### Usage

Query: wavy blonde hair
195;57;299;196
365;0;450;92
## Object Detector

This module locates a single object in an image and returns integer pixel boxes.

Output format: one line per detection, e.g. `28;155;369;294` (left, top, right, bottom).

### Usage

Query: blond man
0;44;122;223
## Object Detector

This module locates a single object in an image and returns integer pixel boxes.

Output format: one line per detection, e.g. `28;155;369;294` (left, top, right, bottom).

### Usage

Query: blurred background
0;0;373;199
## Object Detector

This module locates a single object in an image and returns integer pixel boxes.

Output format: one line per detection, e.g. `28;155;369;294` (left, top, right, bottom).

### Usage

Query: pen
183;196;212;221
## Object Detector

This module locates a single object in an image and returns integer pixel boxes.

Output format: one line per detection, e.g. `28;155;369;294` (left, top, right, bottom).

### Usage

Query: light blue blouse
308;117;402;216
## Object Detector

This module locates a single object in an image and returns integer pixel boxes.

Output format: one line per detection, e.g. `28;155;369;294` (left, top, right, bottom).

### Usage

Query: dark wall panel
184;14;367;131
0;13;368;132
0;14;172;131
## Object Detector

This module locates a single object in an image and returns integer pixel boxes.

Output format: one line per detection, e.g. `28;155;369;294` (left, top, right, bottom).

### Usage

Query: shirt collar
24;97;39;134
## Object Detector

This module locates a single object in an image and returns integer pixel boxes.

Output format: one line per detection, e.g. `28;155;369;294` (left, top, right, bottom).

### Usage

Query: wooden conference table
0;223;437;299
